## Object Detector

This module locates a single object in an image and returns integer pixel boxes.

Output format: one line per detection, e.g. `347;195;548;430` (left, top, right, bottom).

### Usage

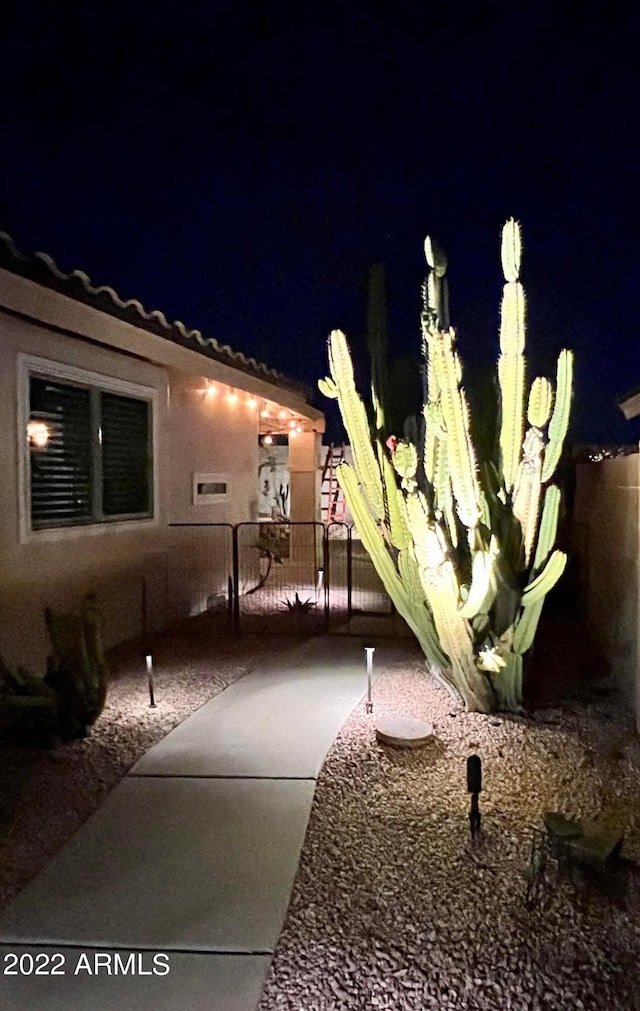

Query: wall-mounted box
193;472;229;505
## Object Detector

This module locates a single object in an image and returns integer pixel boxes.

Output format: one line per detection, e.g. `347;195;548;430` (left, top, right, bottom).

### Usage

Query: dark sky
2;1;640;445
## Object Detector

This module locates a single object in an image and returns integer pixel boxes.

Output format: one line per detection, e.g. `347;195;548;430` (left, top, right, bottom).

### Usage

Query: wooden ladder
321;444;346;524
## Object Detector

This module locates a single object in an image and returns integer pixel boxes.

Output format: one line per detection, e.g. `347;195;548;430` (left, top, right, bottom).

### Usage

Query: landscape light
146;654;156;708
364;646;375;714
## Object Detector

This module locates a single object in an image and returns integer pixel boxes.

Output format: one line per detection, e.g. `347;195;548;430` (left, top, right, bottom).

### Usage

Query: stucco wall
0;268;324;672
167;368;259;526
0;312;171;671
574;453;640;726
0;320;261;672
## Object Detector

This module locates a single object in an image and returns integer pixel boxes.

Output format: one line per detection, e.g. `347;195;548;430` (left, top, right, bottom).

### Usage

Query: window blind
29;377;93;528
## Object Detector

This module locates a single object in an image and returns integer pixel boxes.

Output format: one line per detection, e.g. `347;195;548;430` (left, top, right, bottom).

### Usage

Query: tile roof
0;231;310;398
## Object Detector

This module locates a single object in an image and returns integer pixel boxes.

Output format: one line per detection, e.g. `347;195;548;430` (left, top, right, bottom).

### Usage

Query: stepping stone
375;715;433;749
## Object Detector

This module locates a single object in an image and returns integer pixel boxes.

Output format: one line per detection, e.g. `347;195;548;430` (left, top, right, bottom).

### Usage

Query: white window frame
17;353;160;543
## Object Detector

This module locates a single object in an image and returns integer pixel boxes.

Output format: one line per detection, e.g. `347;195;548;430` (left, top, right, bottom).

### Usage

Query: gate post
347;524;353;619
322;524;329;631
232;524;240;634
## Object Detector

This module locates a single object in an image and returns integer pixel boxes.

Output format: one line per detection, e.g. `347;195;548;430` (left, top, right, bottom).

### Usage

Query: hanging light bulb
262;434;273;446
205;381;217;398
227;389;238;404
295;424;303;433
288;419;297;429
247;396;258;410
278;409;287;420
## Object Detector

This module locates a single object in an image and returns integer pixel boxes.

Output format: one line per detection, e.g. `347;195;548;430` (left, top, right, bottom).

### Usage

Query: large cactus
319;219;573;712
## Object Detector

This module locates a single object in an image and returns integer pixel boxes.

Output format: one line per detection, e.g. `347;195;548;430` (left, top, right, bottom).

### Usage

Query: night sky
3;2;640;445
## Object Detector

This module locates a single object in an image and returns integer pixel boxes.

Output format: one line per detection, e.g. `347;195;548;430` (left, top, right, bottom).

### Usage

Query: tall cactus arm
498;280;527;494
327;330;384;519
512;427;544;564
527;377;553;428
531;484;561;576
501;217;522;283
498;217;527;494
541;349;574;483
338;463;444;668
432;328;482;528
378;444;411;550
424;236;449;328
397;547;452;673
521;549;567;604
513;485;562;655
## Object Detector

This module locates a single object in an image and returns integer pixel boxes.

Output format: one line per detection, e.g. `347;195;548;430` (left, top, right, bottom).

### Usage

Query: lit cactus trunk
320;219;573;714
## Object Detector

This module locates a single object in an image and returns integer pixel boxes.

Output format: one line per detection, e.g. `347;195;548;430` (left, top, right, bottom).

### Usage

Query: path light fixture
146;654;156;708
364;646;375;714
467;754;482;840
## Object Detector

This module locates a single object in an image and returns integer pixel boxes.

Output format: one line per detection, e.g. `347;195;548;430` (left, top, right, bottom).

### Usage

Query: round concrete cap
375;715;433;749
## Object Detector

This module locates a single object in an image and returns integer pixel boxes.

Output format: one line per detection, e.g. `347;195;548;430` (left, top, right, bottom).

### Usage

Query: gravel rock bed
0;618;293;910
1;620;640;1009
259;653;640;1011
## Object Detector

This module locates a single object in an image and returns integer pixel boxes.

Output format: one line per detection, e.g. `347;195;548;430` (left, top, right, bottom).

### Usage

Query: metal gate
325;522;394;631
164;521;395;638
235;522;327;635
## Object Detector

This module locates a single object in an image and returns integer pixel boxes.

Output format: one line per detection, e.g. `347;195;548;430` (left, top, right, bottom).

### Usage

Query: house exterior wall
574;453;640;728
289;432;322;524
167;368;259;526
163;370;259;623
0;311;171;672
0;266;324;673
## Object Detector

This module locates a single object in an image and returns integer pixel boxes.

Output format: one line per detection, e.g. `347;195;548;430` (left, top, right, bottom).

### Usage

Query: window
20;357;156;534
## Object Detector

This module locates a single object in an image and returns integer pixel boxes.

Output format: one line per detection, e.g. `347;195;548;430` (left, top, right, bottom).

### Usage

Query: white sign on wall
193;472;229;505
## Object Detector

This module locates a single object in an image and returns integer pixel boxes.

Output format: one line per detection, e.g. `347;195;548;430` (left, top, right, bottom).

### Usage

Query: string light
247;397;257;409
278;409;287;420
205;382;217;397
227;389;238;404
288;419;297;429
262;434;273;446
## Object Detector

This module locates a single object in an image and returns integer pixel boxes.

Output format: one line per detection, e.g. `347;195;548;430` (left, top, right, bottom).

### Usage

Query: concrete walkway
0;635;405;1010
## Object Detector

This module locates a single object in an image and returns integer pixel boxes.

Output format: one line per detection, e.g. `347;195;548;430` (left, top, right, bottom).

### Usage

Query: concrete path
0;635;404;1010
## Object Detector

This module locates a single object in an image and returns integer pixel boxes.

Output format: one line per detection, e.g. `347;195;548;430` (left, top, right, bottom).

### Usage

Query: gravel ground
0;616;293;910
1;618;640;1009
259;644;640;1011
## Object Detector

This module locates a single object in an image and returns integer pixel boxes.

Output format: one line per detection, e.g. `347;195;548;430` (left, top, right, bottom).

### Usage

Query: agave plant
319;219;573;713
